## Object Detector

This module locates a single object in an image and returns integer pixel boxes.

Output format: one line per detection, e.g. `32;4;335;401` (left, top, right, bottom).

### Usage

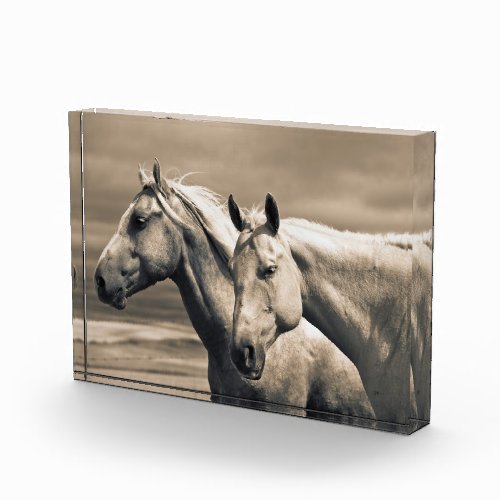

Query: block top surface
70;108;433;137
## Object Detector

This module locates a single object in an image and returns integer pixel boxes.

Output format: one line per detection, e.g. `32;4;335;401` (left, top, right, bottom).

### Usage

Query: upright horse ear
138;164;149;187
265;193;280;234
152;157;172;195
153;158;163;188
228;194;245;232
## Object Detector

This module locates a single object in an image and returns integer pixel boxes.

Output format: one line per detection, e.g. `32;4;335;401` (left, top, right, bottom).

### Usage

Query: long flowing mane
140;168;238;262
286;218;433;250
246;211;433;251
140;167;432;257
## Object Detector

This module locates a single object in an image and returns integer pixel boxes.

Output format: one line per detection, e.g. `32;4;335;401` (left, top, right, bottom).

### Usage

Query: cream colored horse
94;161;375;423
228;193;432;425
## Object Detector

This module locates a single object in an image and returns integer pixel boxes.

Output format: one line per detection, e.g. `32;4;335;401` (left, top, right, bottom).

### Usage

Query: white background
1;1;499;498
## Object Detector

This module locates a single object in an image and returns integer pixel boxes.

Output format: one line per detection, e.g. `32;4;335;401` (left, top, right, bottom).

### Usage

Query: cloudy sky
71;111;433;327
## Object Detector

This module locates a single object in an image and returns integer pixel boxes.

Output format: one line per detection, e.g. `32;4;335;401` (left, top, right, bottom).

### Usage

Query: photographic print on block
69;109;435;434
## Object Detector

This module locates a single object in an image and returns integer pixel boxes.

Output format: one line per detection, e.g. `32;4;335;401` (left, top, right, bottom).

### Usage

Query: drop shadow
47;379;450;476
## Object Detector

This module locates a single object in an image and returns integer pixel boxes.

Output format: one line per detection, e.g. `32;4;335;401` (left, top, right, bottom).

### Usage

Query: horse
227;192;432;425
94;159;375;424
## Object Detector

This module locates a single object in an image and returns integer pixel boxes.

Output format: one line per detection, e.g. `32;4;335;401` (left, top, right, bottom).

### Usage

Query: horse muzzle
230;340;266;380
95;273;128;309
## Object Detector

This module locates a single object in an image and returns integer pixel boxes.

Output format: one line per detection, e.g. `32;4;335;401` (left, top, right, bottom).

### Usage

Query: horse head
227;193;303;379
94;159;184;309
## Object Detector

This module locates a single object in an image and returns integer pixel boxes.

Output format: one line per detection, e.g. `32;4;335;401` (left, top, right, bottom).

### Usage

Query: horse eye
265;265;277;277
135;216;147;226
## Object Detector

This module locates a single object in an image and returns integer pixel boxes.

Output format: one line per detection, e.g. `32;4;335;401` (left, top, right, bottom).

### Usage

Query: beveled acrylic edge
71;108;434;137
74;371;428;435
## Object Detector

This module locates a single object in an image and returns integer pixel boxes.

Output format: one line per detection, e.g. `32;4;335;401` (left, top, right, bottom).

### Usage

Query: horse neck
282;222;411;362
170;221;235;367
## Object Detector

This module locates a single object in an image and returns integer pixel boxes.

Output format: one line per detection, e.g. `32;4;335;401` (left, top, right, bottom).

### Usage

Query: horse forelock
241;207;265;232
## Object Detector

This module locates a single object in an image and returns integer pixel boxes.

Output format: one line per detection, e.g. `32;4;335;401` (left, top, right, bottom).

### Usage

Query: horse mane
139;166;432;256
246;211;433;251
139;168;238;262
285;218;433;250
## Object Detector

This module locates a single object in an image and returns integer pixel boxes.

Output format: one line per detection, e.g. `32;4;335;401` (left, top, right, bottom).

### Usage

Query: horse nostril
243;345;256;369
96;275;105;289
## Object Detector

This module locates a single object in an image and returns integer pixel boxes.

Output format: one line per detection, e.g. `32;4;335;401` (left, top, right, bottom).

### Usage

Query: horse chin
97;286;128;310
114;299;127;310
106;287;128;309
244;370;263;381
111;295;127;310
111;279;148;309
242;362;265;381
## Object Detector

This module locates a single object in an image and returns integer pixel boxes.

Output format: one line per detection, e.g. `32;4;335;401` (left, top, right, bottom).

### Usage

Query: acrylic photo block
69;109;435;434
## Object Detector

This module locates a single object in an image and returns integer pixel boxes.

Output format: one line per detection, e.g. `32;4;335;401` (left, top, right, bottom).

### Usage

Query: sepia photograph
4;2;500;499
71;110;434;433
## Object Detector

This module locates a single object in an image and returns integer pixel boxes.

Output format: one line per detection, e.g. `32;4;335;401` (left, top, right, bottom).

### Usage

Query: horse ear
265;193;280;234
138;164;148;187
228;194;245;232
152;158;172;195
153;158;163;188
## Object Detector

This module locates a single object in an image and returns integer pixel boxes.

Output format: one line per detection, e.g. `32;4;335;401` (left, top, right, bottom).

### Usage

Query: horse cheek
144;224;181;280
276;282;302;333
290;292;303;330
